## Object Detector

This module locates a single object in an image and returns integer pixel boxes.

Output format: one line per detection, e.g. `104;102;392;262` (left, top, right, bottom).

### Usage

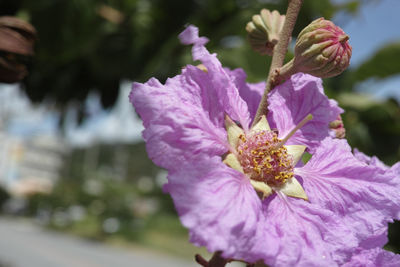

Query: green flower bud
329;115;346;139
279;18;352;79
246;9;285;56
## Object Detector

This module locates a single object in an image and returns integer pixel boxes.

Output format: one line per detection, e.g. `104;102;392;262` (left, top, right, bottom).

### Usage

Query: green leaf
352;42;400;83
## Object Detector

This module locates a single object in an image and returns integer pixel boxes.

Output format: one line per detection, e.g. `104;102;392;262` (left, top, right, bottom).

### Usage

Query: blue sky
334;0;400;100
334;0;400;66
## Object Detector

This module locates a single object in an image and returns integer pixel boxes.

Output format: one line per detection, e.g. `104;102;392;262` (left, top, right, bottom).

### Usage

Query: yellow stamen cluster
237;131;294;186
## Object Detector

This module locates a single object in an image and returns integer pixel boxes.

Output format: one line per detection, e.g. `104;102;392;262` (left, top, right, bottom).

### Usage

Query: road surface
0;217;198;267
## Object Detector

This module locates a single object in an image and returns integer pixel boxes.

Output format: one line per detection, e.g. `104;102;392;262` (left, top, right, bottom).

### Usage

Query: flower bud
279;18;351;80
0;16;37;83
329;115;346;139
246;9;285;56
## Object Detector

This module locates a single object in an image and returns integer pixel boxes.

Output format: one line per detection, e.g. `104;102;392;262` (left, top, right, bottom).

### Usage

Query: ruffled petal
267;73;342;151
343;248;400;267
164;155;358;266
225;67;265;122
296;138;400;259
353;148;400;219
164;156;263;262
253;194;356;266
130;67;229;171
179;25;252;131
353;148;390;171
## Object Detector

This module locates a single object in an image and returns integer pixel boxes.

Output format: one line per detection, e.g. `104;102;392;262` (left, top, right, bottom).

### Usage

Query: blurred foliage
351;42;400;83
323;45;400;165
1;0;400;257
342;96;400;165
1;0;359;109
24;142;200;257
0;186;10;211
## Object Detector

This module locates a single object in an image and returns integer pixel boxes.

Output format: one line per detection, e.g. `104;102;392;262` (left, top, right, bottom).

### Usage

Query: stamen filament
278;114;313;146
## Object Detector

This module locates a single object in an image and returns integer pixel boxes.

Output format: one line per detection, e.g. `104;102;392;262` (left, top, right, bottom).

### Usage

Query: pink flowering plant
130;1;400;266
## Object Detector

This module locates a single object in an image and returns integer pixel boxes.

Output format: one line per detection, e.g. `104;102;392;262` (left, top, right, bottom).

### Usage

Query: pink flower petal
268;73;343;151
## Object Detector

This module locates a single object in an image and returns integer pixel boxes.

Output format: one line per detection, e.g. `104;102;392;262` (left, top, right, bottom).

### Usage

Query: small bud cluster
247;11;352;80
330;115;346;139
246;9;285;56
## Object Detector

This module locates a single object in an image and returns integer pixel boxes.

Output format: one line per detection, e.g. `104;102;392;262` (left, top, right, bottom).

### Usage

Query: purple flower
130;25;400;266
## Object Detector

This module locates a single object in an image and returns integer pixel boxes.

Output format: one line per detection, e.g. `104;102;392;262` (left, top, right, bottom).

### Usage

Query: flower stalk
195;253;268;266
195;252;228;267
252;0;304;128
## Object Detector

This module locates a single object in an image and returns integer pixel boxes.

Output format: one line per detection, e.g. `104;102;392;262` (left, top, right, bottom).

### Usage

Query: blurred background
0;0;399;266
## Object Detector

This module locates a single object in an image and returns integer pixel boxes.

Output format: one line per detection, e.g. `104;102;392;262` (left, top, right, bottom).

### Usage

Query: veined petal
267;73;343;152
179;25;252;131
131;67;229;171
253;194;356;266
353;148;390;171
297;138;400;219
296;138;400;259
164;155;356;266
225;67;265;122
353;149;400;219
343;248;400;267
164;156;263;262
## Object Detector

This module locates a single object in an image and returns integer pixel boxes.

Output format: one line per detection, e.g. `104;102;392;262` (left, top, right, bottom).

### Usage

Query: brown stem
195;254;210;266
209;252;228;267
195;252;228;267
251;0;304;128
275;58;296;84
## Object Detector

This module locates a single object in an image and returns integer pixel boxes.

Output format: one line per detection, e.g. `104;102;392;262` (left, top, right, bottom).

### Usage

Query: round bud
278;18;352;81
295;18;352;78
329;115;346;139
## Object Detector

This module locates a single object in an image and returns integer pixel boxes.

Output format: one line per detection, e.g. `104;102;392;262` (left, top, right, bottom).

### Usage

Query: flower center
237;131;294;186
